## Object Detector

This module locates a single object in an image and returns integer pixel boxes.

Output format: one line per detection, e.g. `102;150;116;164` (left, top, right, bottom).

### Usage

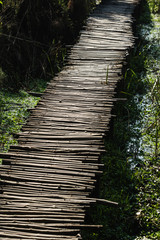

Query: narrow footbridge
0;0;138;239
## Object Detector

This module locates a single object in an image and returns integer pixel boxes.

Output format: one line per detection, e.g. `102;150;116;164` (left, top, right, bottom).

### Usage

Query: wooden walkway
0;0;138;239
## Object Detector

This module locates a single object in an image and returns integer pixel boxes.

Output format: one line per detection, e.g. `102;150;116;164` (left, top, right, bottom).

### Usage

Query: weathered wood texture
0;0;138;239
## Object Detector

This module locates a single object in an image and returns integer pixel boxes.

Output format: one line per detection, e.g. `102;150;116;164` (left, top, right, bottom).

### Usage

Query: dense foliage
133;1;160;238
0;0;96;89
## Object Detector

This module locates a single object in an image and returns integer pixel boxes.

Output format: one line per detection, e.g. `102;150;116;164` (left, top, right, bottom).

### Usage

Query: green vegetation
0;0;159;238
0;90;40;152
82;0;160;239
0;0;97;153
0;0;96;89
133;2;160;238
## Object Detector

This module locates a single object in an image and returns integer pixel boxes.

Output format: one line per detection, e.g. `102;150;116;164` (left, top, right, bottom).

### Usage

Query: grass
0;89;40;152
82;0;160;239
0;70;49;153
0;0;159;238
133;2;160;238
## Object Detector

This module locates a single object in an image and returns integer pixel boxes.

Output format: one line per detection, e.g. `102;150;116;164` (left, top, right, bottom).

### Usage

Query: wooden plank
0;0;138;238
0;222;103;228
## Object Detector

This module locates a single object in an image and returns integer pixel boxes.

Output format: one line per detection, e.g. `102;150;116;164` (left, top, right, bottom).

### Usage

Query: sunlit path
0;0;138;239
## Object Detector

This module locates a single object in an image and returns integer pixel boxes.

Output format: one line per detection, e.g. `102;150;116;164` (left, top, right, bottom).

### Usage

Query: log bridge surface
0;0;138;239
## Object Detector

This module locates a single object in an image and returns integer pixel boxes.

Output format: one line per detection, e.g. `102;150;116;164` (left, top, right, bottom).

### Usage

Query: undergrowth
0;75;49;153
82;0;160;239
0;90;40;153
0;0;96;88
0;0;98;153
133;1;160;238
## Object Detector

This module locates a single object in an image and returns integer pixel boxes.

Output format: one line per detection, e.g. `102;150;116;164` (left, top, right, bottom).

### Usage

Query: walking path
0;0;138;239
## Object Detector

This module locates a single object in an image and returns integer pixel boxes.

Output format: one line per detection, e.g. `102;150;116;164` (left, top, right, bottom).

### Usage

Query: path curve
0;0;138;239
